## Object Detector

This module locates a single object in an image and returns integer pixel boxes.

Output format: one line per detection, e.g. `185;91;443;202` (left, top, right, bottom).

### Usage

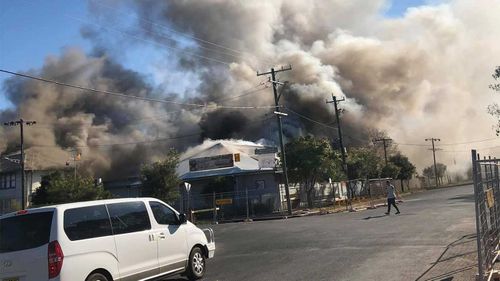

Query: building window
9;174;15;188
0;174;16;189
255;180;265;190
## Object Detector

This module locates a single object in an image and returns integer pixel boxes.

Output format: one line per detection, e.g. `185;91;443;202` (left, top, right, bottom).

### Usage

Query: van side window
107;201;151;234
64;205;112;241
149;201;178;225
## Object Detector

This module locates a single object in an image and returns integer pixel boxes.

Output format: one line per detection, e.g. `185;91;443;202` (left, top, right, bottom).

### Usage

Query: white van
0;198;215;281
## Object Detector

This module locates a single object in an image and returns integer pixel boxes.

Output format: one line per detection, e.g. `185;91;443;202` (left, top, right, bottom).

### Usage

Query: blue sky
0;0;91;109
0;0;430;111
384;0;429;17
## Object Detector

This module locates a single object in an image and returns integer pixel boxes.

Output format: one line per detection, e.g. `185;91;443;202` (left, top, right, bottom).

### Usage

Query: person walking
385;180;400;215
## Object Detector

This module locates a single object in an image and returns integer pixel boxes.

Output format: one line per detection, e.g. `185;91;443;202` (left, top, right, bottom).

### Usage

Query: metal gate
472;150;500;280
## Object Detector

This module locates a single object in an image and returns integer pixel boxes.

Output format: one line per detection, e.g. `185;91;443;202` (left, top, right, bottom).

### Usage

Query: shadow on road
447;194;475;203
362;214;388;220
362;213;414;220
414;234;477;281
161;277;188;281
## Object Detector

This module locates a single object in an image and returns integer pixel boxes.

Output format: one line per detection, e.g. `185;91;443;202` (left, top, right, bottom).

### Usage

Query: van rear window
0;211;53;253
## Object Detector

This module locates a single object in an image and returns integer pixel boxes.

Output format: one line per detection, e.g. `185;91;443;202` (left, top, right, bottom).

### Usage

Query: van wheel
186;247;206;280
86;273;109;281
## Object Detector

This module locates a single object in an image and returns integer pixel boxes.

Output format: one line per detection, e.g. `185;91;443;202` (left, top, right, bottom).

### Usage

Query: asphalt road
167;185;477;281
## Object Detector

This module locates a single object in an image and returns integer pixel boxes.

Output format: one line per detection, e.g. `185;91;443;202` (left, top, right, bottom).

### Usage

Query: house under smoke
176;140;284;218
0;150;49;214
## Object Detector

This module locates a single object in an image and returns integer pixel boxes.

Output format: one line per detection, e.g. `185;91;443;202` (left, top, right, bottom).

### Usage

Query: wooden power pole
257;65;293;216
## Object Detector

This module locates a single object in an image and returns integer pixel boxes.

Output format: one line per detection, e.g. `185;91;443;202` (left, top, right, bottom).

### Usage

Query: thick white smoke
131;0;500;174
2;0;500;177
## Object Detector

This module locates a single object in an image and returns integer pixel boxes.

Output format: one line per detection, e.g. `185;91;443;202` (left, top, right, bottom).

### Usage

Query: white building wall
0;170;49;214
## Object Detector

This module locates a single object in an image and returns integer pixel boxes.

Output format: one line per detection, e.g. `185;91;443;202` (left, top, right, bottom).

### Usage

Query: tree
488;66;500;135
422;163;447;186
380;163;400;179
31;171;111;206
347;147;383;180
423;166;434;179
286;136;343;208
436;163;447;184
141;149;181;204
368;129;399;159
490;66;500;92
389;153;416;191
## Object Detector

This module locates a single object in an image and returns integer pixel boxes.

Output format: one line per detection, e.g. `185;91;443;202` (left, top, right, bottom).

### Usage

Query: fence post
245;186;250;221
344;182;348;212
472;150;484;281
212;192;217;224
187;189;191;220
368;180;375;209
179;186;184;213
488;157;498;249
332;182;336;209
494;158;500;249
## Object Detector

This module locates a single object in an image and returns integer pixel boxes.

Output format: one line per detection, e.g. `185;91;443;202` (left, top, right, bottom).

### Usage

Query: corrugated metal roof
0;152;21;173
177;140;277;181
180;166;275;181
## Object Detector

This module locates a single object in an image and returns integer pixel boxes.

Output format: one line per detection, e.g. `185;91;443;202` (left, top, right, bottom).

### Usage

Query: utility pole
327;95;354;209
326;94;347;173
373;138;392;165
3;119;36;210
257;65;293;216
72;149;81;184
425;138;441;188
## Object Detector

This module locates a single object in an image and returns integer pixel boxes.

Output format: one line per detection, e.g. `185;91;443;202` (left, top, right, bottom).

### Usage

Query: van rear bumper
207;242;215;258
202;228;215;258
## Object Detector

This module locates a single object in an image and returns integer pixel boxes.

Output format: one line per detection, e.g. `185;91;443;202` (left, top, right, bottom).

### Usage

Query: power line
326;94;348;174
30;132;201;148
0;69;206;106
284;107;337;129
280;107;374;144
373;138;392;165
282;107;372;143
67;15;234;66
27;82;269;128
212;83;269;103
425;138;441;188
396;142;430;147
3;119;36;210
88;1;272;67
396;137;500;147
440;138;500;146
257;65;293;216
0;69;277;110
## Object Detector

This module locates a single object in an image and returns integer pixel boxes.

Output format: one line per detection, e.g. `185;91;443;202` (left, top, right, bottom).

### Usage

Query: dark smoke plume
2;0;500;177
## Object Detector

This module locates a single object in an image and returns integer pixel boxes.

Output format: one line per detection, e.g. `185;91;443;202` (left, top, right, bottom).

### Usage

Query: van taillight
48;240;64;279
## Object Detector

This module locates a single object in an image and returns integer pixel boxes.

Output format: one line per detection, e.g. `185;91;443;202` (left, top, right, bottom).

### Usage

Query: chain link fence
176;177;422;222
177;189;283;223
471;150;500;281
290;178;405;210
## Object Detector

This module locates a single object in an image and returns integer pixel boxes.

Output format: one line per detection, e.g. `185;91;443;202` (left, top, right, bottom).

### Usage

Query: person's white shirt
387;184;396;199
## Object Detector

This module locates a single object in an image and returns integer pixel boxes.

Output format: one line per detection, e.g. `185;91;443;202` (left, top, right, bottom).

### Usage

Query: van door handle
158;233;167;240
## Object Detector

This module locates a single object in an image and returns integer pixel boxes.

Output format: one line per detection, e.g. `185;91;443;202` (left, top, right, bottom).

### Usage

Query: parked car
0;198;215;281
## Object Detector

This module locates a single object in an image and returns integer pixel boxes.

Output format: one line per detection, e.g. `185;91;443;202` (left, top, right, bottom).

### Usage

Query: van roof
1;197;163;218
